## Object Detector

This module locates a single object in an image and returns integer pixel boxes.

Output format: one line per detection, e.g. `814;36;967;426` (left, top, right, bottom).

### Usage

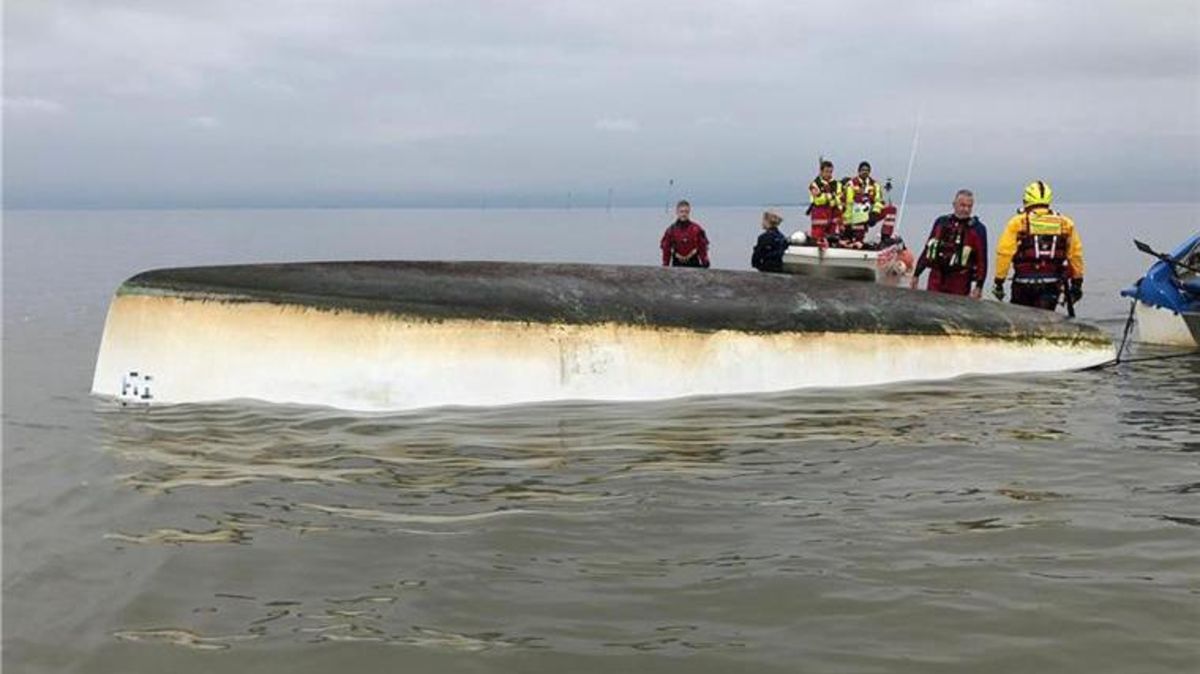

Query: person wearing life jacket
877;203;899;245
751;210;789;272
806;160;844;247
911;189;988;297
991;181;1085;311
842;161;884;246
660;199;711;268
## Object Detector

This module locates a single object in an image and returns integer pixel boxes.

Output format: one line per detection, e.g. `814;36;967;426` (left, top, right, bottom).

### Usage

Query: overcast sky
4;0;1198;208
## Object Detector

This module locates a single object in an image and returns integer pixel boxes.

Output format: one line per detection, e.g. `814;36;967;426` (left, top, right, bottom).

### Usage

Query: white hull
781;247;879;282
92;294;1116;412
1132;302;1200;348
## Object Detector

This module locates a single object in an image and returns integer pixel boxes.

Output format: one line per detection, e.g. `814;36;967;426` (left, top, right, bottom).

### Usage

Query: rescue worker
878;203;898;245
842;161;884;246
910;189;987;297
660;199;711;268
806;160;843;247
992;181;1085;311
751;210;789;272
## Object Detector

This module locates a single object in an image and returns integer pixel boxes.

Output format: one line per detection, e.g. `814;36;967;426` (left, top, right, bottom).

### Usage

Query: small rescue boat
780;233;878;281
1119;234;1200;348
782;200;913;284
780;232;913;284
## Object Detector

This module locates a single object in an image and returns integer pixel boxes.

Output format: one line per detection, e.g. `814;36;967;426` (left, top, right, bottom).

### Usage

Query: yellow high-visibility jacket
843;177;884;226
993;207;1084;281
808;177;843;209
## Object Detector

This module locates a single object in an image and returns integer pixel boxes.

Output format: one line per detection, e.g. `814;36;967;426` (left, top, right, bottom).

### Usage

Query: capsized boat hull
1130;302;1200;348
1120;232;1200;348
92;261;1115;411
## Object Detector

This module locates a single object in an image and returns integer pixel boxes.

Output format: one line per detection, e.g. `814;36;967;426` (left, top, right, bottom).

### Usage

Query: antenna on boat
895;104;924;234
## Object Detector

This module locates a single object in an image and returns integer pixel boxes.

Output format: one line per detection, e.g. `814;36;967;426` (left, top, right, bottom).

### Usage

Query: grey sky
4;0;1198;208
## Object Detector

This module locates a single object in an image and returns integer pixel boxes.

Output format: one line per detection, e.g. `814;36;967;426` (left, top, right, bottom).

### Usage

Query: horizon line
6;198;1199;212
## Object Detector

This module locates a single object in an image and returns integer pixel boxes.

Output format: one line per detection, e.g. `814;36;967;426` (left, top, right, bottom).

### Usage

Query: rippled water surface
4;206;1199;673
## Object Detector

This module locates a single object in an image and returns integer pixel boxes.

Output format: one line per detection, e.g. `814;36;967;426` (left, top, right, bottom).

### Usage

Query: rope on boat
1083;297;1198;370
1115;297;1138;364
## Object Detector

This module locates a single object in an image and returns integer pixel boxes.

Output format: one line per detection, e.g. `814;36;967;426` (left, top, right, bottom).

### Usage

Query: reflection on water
105;527;250;545
78;358;1200;668
1116;356;1200;453
113;627;259;651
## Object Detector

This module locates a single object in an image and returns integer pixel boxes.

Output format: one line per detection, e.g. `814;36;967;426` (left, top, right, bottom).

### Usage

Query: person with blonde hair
751;210;789;272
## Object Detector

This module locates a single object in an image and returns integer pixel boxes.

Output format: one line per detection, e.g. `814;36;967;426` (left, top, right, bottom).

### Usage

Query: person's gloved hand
1069;278;1083;303
992;279;1005;301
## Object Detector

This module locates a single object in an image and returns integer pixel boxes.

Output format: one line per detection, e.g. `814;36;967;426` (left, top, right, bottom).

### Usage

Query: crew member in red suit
806;160;843;247
660;200;711;267
910;189;988;297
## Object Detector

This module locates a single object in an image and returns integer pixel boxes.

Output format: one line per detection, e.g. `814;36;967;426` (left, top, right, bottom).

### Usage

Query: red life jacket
923;217;975;272
878;204;898;239
849;176;879;206
1013;211;1070;280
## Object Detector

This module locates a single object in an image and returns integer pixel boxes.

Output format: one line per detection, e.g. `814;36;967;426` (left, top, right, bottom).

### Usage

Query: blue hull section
1121;232;1200;314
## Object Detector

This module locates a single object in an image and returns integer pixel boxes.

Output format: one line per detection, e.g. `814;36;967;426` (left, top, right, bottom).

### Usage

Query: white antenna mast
895;105;924;234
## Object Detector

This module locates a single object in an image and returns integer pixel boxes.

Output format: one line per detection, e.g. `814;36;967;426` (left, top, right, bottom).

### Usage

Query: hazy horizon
5;196;1200;212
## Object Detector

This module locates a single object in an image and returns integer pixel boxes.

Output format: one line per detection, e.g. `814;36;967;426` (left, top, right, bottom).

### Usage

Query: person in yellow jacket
991;180;1085;312
807;160;844;246
842;161;884;245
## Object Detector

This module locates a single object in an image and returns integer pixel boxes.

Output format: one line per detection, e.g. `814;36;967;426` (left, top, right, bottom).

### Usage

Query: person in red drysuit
660;200;711;268
911;190;987;297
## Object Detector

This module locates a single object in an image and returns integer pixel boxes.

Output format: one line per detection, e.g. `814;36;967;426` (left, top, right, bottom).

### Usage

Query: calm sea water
4;205;1199;673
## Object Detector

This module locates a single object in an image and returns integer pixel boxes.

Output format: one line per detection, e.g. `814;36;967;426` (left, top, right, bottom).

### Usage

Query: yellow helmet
1023;180;1053;207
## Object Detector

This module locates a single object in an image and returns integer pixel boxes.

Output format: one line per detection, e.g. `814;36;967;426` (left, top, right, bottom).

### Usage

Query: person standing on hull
751;210;789;272
992;181;1085;311
806;160;844;248
910;189;988;297
842;161;884;247
660;199;711;268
